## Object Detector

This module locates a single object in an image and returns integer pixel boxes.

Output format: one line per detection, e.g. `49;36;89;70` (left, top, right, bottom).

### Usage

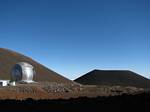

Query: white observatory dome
11;62;36;83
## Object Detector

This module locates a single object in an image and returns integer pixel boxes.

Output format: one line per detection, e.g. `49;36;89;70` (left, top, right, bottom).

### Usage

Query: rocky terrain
0;92;150;112
0;82;144;100
0;83;149;112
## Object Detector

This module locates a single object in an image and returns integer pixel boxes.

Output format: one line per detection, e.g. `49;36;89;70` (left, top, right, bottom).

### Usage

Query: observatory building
11;62;36;83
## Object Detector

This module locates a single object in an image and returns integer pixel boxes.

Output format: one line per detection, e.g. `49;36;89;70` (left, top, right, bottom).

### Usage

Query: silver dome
11;62;36;83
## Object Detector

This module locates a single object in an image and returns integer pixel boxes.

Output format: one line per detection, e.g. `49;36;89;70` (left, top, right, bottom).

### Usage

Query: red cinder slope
0;48;72;83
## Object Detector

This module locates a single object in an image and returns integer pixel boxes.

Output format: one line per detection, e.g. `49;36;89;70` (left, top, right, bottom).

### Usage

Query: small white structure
11;62;36;83
9;81;16;86
0;80;9;86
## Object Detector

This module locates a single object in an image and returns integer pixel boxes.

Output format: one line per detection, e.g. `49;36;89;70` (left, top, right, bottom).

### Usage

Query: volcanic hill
0;48;72;83
75;69;150;88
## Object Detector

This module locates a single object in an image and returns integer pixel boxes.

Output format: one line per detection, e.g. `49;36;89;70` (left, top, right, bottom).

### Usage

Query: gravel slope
0;82;144;100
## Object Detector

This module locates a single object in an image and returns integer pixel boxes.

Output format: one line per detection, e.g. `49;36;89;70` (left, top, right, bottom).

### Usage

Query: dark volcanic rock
0;92;150;112
75;69;150;89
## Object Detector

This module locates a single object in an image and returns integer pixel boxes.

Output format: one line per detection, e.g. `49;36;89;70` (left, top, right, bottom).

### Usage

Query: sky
0;0;150;80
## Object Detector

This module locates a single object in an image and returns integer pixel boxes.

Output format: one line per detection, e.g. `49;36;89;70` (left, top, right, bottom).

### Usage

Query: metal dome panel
11;62;35;83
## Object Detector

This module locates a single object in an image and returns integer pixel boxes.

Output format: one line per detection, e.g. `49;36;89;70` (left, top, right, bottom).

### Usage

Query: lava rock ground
0;82;149;112
0;92;150;112
0;82;144;100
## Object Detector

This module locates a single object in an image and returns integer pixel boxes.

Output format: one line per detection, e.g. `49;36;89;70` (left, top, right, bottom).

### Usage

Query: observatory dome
11;62;35;83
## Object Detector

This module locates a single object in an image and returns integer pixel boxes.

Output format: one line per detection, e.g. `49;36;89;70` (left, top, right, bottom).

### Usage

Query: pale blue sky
0;0;150;79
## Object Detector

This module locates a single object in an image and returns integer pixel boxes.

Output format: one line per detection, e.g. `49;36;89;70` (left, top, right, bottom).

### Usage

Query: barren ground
0;82;144;100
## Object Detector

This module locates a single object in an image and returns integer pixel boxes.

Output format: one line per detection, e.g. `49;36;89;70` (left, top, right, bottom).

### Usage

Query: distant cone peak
75;69;150;88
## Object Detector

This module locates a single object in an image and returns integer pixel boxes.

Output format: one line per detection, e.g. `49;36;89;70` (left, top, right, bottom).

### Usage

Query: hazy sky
0;0;150;79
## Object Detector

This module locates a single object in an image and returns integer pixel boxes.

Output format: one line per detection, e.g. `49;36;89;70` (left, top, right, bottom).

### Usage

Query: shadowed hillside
0;48;72;83
0;92;150;112
75;69;150;89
